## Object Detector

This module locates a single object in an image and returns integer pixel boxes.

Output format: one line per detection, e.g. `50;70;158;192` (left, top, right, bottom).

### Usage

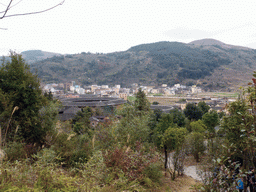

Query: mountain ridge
21;39;256;91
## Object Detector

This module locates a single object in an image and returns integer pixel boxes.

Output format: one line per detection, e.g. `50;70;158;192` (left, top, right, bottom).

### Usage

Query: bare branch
0;0;65;19
0;0;24;14
0;0;13;19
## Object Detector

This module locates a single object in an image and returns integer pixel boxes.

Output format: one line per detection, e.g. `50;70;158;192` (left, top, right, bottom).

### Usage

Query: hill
21;50;61;63
28;39;256;91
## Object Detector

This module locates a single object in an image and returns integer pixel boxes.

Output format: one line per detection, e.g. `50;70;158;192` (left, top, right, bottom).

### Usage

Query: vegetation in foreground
1;53;256;191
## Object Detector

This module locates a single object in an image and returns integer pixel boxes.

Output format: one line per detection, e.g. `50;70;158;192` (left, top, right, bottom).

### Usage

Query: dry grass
160;174;201;192
156;155;204;192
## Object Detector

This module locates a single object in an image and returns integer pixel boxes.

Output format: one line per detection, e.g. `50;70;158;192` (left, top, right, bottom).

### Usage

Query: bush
4;142;26;161
51;132;92;167
143;163;162;183
33;147;57;166
103;142;161;184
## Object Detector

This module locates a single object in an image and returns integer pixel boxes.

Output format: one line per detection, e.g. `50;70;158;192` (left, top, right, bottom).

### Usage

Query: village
43;81;237;123
43;81;204;99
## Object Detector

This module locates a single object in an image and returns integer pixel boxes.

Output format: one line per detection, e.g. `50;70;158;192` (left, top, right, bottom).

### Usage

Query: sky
1;0;256;56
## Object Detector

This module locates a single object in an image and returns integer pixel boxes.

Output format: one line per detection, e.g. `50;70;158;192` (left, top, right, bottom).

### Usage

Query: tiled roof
60;95;126;108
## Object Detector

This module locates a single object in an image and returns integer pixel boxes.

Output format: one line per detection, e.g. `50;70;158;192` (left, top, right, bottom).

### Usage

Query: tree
186;131;205;162
162;127;187;179
0;53;49;146
184;103;203;121
162;127;187;152
115;104;150;148
169;108;186;127
154;113;175;146
198;101;210;115
190;120;206;134
202;110;219;138
220;99;255;167
186;120;206;162
148;109;162;142
134;88;151;114
154;113;175;172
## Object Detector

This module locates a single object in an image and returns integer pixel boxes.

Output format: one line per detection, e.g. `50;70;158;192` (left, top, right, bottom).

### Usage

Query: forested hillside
28;39;256;91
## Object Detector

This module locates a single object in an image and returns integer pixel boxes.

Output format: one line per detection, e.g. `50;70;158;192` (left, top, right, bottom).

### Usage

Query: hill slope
21;50;61;63
29;39;256;91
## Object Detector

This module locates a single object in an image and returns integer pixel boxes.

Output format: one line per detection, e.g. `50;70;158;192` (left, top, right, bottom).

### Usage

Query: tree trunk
164;145;168;176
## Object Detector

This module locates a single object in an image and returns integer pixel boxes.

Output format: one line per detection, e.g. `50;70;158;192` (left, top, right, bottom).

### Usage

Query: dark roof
63;106;81;114
59;113;76;121
59;106;81;121
60;95;126;108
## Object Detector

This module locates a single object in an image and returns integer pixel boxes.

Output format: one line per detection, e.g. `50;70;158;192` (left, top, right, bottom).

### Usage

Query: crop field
197;92;239;98
146;91;239;105
147;96;180;105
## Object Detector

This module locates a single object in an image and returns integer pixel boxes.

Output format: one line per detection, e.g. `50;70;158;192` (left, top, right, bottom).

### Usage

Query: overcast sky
1;0;256;56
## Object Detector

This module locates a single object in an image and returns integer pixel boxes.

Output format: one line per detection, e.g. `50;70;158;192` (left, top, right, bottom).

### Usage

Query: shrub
143;162;162;183
33;147;57;166
52;132;92;167
103;142;161;185
4;142;26;161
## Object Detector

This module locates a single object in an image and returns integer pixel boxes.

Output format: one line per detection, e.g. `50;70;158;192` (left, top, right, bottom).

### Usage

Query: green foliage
0;53;54;146
169;108;186;127
52;132;93;167
186;132;206;162
161;127;187;151
72;107;92;135
134;88;151;114
148;109;162;142
39;100;60;139
0;160;83;191
143;162;162;184
81;150;106;184
148;109;162;129
116;104;151;147
4;142;26;161
156;113;175;134
202;110;219;138
184;103;203;121
219;99;255;167
197;101;210;115
190;120;206;134
33;147;57;166
187;120;206;162
154;113;175;147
